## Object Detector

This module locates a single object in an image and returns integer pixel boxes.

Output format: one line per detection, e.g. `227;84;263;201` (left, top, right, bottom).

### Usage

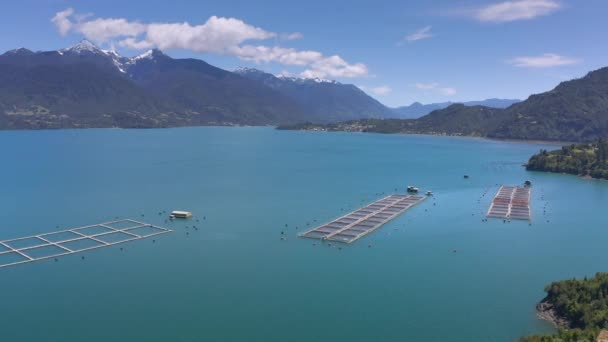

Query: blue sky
1;0;606;107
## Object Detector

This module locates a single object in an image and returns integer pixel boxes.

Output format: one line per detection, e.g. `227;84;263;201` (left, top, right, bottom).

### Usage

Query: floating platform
0;219;171;269
486;186;531;220
299;194;426;244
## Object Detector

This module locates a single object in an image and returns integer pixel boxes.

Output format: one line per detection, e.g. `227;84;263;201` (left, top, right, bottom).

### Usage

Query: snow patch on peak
130;49;167;62
234;67;264;74
278;74;339;85
64;39;103;54
4;48;34;56
312;77;337;84
133;50;154;60
103;49;121;57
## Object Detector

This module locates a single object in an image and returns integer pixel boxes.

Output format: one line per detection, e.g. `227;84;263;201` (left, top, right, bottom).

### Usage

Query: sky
1;0;607;107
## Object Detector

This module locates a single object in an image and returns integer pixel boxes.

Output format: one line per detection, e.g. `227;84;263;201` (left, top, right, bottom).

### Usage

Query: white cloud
405;26;433;42
300;55;368;79
442;87;457;96
51;8;368;79
474;0;561;23
415;82;439;90
140;17;274;53
119;37;154;50
416;82;456;96
359;85;392;96
278;70;294;77
51;8;74;36
79;18;147;43
282;32;303;40
233;45;322;65
508;53;579;68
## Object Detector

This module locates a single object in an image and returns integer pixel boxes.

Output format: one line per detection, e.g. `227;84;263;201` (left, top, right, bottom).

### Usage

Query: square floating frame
0;219;172;268
299;194;426;244
486;186;532;221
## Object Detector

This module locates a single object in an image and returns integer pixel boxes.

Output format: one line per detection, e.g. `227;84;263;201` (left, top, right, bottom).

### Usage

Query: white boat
407;186;419;193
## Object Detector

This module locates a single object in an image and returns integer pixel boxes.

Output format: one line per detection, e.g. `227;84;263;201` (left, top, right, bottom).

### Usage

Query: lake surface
0;127;606;341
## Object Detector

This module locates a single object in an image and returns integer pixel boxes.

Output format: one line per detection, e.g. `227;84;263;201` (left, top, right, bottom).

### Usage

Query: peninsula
526;139;608;180
520;273;608;341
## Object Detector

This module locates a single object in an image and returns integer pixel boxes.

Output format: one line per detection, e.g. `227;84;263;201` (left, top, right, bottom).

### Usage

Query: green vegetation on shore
520;273;608;341
526;139;608;180
520;329;599;342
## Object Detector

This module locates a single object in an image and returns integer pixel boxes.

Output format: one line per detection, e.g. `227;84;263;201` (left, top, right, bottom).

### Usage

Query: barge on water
170;211;193;219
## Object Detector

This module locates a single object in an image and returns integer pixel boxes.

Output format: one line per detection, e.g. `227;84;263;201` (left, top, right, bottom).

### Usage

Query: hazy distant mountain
490;67;608;141
235;67;392;122
391;98;520;119
411;68;608;141
279;67;608;142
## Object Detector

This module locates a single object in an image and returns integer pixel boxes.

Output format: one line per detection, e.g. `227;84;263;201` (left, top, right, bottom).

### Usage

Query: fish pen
486;186;532;220
0;219;171;268
299;194;426;244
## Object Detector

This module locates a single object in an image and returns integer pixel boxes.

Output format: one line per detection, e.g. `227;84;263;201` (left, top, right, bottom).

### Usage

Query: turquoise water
0;127;607;341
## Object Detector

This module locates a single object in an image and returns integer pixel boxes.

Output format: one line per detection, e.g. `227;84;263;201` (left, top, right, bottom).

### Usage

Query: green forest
526;139;608;180
520;273;608;341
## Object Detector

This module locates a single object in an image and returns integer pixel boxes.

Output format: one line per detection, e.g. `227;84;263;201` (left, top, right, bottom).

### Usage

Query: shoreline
536;301;572;329
279;127;568;146
0;124;573;146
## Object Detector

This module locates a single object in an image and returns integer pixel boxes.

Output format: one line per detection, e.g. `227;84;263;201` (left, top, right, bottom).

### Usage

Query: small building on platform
170;211;193;219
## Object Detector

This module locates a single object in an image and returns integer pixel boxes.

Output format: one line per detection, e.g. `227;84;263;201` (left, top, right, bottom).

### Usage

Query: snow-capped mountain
234;67;339;85
4;47;35;56
0;40;390;129
59;39;105;55
235;67;391;122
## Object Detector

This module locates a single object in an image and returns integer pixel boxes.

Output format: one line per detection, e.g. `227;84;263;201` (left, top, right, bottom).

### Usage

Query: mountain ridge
277;66;608;142
234;67;392;122
0;40;388;129
391;98;520;119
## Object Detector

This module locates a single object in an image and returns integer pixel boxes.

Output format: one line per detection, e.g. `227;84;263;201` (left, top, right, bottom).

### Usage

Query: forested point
520;273;608;341
526;139;608;180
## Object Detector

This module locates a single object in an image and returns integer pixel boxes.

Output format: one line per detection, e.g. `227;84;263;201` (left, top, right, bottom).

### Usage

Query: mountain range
0;40;525;130
279;66;608;142
391;99;520;119
2;40;606;142
235;67;393;122
0;40;392;129
419;66;608;141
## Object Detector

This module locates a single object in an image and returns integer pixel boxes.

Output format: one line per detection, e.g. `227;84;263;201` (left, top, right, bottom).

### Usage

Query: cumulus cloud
281;32;303;41
359;85;392;96
50;8;368;79
300;55;368;78
508;53;579;68
121;17;276;54
232;45;322;65
78;18;147;43
278;70;294;77
416;82;456;96
51;8;74;36
474;0;561;22
404;26;433;42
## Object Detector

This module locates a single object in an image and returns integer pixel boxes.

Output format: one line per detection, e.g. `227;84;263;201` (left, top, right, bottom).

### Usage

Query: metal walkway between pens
0;219;171;268
486;186;532;220
299;194;426;244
